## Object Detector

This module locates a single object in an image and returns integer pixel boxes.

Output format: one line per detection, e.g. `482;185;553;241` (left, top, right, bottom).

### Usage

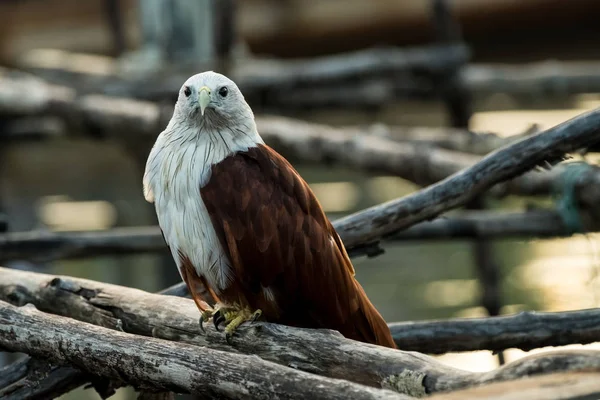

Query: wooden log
0;209;576;263
390;308;600;354
0;301;408;400
3;267;600;397
429;372;600;400
15;44;468;106
0;356;90;400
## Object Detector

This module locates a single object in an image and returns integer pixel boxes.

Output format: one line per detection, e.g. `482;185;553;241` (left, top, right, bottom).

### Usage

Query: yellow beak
199;86;211;115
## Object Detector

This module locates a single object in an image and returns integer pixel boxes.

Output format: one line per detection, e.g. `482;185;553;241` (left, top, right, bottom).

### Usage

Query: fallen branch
0;301;408;400
465;61;600;98
17;44;469;106
0;209;578;263
390;308;600;354
429;372;600;400
3;267;600;397
0;356;90;400
335;109;600;249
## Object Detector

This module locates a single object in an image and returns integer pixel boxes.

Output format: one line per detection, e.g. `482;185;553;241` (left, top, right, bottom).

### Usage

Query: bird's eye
183;86;192;97
218;86;228;98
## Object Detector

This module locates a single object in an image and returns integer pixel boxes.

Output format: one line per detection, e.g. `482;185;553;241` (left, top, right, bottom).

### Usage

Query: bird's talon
199;316;205;333
213;311;225;331
251;309;262;322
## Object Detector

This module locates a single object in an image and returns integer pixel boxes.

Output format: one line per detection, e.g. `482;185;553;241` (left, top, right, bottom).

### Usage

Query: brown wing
201;144;396;348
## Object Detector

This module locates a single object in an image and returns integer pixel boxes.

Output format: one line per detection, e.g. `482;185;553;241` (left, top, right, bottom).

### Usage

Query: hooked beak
198;86;211;116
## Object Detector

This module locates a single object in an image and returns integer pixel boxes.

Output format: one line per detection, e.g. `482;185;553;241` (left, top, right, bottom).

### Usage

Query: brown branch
0;209;579;263
3;267;600;397
0;301;408;400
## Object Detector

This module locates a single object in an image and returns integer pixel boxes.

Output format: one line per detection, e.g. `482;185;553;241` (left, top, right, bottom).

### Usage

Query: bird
143;71;396;348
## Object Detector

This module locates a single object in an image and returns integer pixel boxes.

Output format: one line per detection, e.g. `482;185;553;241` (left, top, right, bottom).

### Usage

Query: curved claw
199;317;205;333
213;311;225;331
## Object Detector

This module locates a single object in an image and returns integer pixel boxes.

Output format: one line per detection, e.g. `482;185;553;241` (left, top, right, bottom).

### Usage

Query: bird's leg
199;302;262;344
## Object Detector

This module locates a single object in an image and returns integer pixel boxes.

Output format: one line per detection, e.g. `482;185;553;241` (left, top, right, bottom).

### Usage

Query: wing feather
200;144;395;348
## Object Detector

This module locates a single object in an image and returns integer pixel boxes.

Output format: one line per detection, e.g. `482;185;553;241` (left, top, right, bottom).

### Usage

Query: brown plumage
199;144;396;348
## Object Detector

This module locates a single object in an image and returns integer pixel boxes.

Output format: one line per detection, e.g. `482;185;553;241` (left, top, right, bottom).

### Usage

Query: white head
170;71;258;135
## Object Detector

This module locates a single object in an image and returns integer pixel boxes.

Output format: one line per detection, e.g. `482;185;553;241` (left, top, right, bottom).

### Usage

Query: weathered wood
4;267;600;397
0;209;577;263
335;108;600;249
429;372;600;400
0;301;408;400
16;44;468;106
0;356;92;400
390;308;600;354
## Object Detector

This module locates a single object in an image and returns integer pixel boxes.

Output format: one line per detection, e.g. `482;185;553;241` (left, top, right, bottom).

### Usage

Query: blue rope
553;161;592;234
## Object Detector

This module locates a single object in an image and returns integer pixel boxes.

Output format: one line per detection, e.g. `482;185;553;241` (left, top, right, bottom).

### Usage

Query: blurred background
2;0;600;398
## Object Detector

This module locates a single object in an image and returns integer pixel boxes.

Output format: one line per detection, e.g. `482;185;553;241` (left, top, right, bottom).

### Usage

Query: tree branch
0;301;408;400
0;357;91;400
3;267;600;397
335;109;600;249
16;44;469;106
0;209;579;263
390;308;600;354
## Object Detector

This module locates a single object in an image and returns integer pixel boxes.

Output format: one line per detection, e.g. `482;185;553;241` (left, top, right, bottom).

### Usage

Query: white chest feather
143;125;262;293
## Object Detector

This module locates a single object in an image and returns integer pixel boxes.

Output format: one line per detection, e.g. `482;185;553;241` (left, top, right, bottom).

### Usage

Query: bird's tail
352;281;397;349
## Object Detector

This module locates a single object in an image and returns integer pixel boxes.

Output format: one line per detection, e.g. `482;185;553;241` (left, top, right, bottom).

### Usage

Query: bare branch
390;308;600;354
0;209;578;263
3;267;600;396
16;44;469;107
335;109;600;249
0;301;408;400
0;356;91;400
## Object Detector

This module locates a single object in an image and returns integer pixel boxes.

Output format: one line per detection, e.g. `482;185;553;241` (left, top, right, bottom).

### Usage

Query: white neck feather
142;118;263;292
143;117;263;203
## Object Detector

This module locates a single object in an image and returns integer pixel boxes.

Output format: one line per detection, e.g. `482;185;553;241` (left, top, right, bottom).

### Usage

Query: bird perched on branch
143;71;396;348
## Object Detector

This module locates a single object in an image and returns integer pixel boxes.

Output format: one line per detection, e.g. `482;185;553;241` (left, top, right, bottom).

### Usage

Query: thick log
0;301;408;400
0;209;575;263
3;267;600;397
429;372;600;400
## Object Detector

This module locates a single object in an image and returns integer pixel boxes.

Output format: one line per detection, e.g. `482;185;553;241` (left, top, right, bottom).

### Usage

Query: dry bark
429;372;600;400
0;209;579;263
334;109;600;249
390;308;600;354
3;267;600;397
0;301;408;400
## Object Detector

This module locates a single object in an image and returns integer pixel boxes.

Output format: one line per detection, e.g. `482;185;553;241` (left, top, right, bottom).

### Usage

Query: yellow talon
198;303;262;343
